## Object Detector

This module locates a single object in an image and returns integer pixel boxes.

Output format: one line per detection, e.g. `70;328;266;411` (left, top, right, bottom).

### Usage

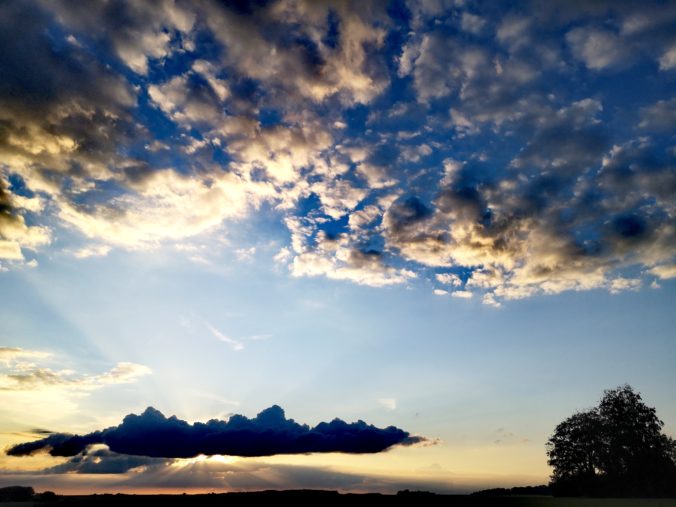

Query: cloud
0;347;150;393
378;398;397;410
0;360;151;391
376;101;676;303
0;0;673;303
461;13;486;35
650;264;676;280
291;250;416;288
0;454;467;494
7;405;425;459
44;445;170;475
0;177;51;261
0;347;50;366
70;245;112;259
436;273;462;287
639;98;676;131
566;27;630;70
0;349;152;428
39;0;196;76
206;323;245;351
201;1;390;105
659;44;676;70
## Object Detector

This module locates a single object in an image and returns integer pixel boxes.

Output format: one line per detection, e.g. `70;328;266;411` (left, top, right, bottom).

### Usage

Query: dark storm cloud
7;405;425;458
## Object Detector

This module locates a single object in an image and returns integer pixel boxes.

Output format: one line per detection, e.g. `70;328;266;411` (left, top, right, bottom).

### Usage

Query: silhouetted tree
547;385;676;497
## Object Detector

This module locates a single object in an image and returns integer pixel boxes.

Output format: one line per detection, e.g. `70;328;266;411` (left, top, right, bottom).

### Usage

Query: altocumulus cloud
0;0;674;304
7;405;425;458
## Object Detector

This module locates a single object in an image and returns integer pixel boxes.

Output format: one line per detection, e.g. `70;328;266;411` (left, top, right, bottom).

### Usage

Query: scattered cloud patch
0;357;150;392
0;0;673;304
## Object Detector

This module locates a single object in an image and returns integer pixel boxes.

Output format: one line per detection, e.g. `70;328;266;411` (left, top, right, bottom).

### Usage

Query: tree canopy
547;385;676;497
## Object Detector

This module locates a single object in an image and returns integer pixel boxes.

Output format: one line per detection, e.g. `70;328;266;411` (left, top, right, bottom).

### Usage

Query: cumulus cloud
7;405;425;459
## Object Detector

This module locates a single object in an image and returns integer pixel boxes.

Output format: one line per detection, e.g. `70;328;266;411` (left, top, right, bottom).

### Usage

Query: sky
0;0;675;495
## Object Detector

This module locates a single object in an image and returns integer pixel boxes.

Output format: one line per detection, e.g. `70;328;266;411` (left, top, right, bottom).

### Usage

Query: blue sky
0;0;675;494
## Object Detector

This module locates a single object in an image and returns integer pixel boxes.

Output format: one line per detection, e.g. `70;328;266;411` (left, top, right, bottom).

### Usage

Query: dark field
3;491;676;506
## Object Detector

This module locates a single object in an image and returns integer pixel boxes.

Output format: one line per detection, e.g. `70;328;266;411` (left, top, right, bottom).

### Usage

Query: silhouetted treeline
471;485;551;497
0;486;57;502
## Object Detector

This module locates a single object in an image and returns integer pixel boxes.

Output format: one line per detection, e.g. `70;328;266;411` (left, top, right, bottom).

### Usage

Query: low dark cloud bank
7;406;424;458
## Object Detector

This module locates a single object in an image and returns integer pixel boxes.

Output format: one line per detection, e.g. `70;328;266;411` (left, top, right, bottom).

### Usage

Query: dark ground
3;491;676;506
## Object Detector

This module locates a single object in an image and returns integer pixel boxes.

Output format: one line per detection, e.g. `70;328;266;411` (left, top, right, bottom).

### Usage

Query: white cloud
0;240;23;260
291;251;416;288
496;17;531;51
0;349;150;391
461;13;486;35
235;247;256;262
650;265;676;279
378;398;397;410
608;277;642;294
639;98;676;131
206;323;245;352
57;170;273;249
0;347;51;366
566;27;629;70
273;247;292;265
71;245;112;259
436;273;462;286
659;44;676;70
